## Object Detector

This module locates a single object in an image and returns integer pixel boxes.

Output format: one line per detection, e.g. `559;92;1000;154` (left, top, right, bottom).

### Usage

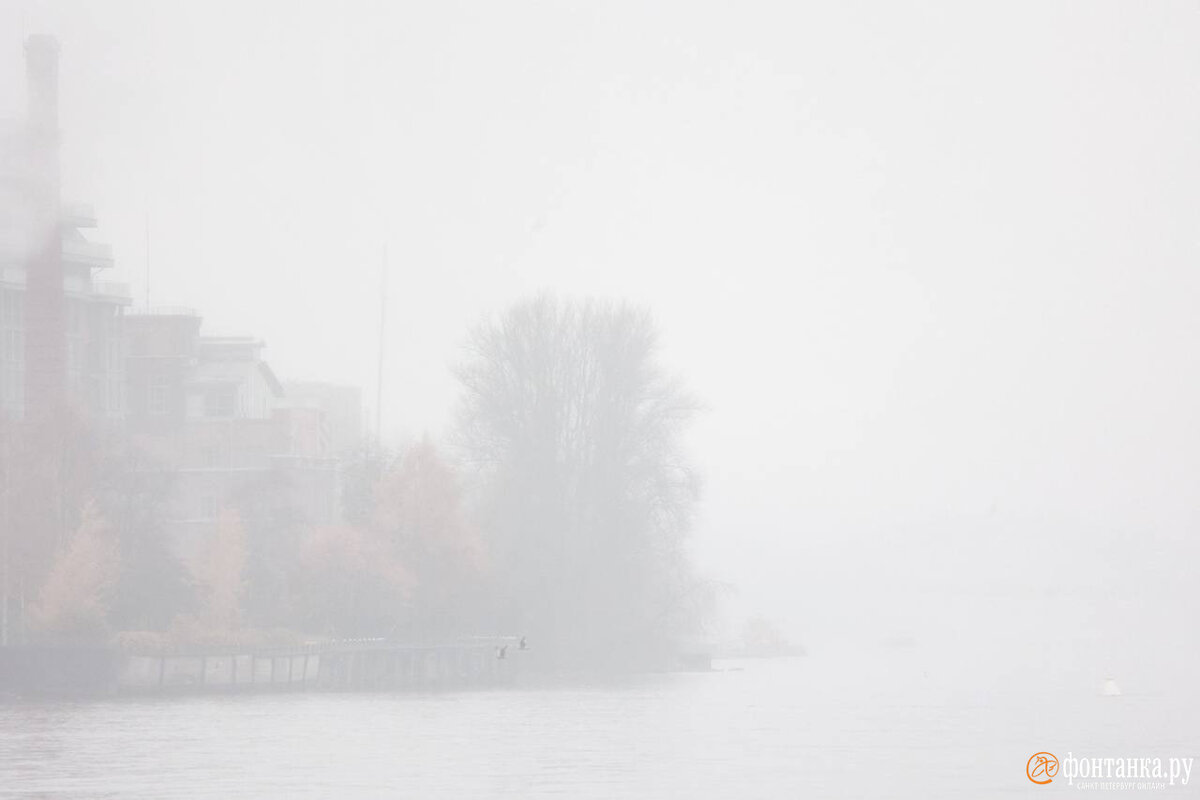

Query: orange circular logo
1027;752;1059;784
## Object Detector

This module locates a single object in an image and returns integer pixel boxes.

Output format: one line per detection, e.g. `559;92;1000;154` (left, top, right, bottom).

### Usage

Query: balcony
0;265;25;287
62;238;113;270
127;306;199;318
91;280;132;304
62;203;98;229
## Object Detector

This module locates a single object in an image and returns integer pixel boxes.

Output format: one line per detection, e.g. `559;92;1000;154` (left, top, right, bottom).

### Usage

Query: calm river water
2;646;1197;798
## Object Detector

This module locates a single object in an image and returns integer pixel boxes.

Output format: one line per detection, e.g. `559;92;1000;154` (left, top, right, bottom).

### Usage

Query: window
0;293;22;366
0;291;20;327
68;301;85;336
149;383;169;416
1;330;20;363
0;367;17;408
201;443;227;468
205;384;237;418
199;495;218;521
106;378;122;417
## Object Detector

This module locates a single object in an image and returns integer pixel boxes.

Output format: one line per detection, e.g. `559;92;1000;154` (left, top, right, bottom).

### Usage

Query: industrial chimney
22;34;66;418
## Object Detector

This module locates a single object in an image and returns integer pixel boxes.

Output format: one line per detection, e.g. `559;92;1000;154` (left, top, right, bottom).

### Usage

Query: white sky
2;0;1198;669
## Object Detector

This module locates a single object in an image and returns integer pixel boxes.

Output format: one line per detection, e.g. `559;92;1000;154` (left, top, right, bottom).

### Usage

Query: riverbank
0;639;520;698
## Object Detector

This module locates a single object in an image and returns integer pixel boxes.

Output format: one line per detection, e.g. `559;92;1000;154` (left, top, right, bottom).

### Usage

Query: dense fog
1;2;1198;797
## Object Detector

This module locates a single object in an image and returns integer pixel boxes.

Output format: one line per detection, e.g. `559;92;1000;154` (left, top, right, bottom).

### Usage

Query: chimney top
24;34;60;65
24;34;60;131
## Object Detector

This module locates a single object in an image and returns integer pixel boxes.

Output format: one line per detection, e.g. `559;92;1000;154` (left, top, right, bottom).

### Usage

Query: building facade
126;312;350;560
2;35;360;570
0;38;130;424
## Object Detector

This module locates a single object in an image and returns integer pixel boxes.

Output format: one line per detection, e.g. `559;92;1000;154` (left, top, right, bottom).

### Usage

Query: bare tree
456;295;701;667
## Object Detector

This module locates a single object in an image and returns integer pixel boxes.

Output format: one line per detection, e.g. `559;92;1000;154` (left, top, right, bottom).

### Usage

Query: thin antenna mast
144;208;150;308
375;244;388;443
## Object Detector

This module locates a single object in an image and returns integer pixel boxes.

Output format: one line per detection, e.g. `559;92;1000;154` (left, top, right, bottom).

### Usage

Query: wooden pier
115;640;518;694
1;639;520;696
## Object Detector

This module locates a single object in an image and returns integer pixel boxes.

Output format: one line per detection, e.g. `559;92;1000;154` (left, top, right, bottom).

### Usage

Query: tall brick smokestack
22;35;66;418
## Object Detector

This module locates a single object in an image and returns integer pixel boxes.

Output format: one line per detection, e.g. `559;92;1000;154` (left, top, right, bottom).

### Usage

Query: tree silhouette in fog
456;295;702;667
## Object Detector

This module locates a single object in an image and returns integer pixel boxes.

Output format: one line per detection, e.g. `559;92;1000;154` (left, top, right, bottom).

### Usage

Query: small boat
1102;678;1121;696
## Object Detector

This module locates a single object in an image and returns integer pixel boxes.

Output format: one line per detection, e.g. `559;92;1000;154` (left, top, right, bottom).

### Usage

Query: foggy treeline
0;294;708;669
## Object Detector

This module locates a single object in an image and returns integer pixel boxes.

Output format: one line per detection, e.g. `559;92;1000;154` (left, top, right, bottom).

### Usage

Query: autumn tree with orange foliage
372;438;488;638
291;439;485;639
166;508;249;646
196;509;248;630
295;522;413;638
1;412;103;643
29;500;120;642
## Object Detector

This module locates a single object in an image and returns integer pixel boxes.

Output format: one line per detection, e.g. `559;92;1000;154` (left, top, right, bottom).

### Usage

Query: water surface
2;648;1195;798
